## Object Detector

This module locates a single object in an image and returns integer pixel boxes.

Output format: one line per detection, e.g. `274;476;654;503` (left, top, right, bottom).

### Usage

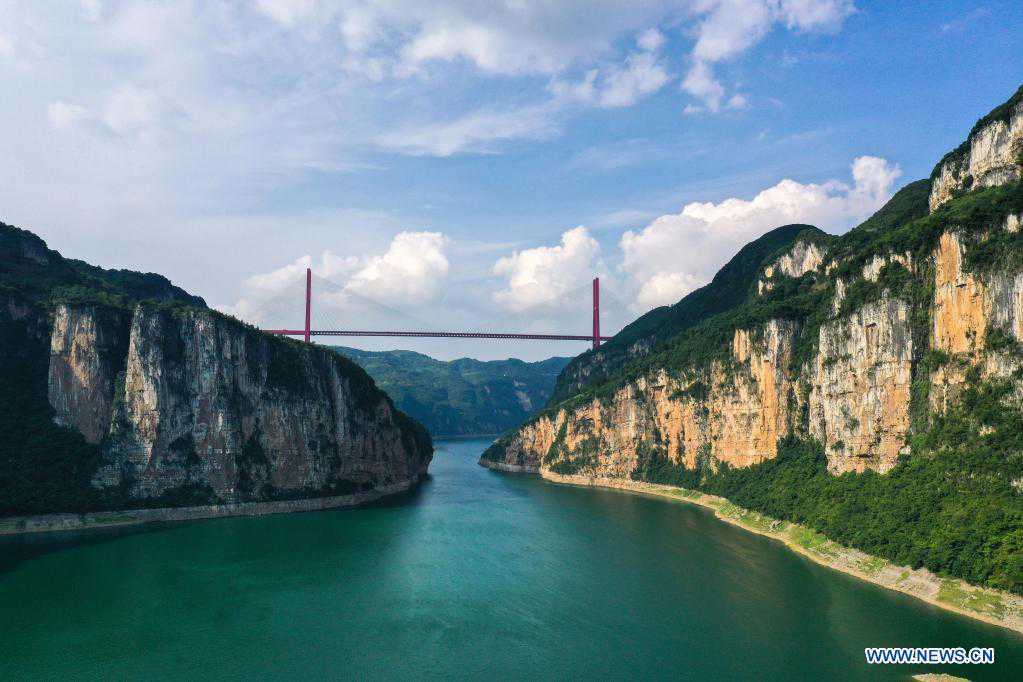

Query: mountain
483;84;1023;595
333;346;571;436
552;223;831;402
0;224;432;519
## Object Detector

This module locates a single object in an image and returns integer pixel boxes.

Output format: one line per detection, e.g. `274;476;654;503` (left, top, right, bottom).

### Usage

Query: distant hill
333;347;571;436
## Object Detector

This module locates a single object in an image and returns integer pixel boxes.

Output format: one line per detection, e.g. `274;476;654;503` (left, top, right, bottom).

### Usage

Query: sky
1;1;1021;360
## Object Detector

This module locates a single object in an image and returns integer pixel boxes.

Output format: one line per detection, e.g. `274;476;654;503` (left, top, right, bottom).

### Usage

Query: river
2;437;1021;680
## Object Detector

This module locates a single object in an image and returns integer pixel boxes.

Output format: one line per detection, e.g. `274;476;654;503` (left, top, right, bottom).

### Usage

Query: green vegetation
551;223;832;402
1;221;205;309
541;179;1023;423
931;83;1023;180
0;303;106;515
937;579;1006;617
0;222;430;516
334;346;570;436
518;89;1023;594
635;372;1023;592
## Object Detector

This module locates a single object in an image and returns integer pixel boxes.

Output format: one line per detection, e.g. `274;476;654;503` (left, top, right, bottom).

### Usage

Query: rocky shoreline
0;474;425;536
481;459;1023;635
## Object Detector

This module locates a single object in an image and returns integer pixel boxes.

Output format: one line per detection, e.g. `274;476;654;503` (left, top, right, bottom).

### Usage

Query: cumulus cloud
344;231;450;304
635;271;705;310
621;156;900;310
492;227;601;313
225;231;450;325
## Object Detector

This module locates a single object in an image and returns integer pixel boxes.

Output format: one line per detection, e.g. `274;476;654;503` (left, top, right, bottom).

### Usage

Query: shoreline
0;474;424;537
481;459;1023;635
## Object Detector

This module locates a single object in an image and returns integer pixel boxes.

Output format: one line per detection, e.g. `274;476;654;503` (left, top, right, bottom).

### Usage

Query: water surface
2;438;1021;680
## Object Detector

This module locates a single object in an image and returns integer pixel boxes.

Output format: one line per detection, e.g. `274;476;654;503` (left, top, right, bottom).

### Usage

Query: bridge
262;268;612;349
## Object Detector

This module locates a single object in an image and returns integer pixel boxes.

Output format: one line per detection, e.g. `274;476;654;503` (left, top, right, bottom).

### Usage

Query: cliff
929;85;1023;211
1;224;432;517
484;85;1023;595
551;223;829;402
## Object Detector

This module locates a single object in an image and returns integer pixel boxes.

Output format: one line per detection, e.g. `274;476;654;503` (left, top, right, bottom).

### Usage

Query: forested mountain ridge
484;84;1023;594
1;223;431;518
333;346;570;436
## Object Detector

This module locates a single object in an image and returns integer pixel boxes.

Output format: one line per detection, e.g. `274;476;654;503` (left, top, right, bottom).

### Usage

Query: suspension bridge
260;268;613;349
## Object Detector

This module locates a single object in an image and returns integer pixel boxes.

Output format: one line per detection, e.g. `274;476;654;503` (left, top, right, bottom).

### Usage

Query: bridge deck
264;330;613;341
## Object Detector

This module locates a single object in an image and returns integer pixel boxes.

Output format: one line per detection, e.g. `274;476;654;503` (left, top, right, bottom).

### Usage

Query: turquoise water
2;437;1021;680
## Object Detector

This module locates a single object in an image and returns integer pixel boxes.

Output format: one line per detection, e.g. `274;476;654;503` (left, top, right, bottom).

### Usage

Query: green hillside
334;347;570;436
551;223;831;401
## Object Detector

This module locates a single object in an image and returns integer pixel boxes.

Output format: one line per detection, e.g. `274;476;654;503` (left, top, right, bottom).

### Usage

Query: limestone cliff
929;85;1022;211
1;224;432;516
808;297;912;473
484;84;1023;487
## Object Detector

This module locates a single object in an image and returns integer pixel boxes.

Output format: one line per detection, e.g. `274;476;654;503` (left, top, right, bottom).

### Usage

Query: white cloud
635;271;704;309
549;27;671;111
255;0;322;27
682;0;855;111
621;156;900;311
47;101;89;130
80;0;104;22
681;61;726;112
375;103;561;157
598;51;670;108
778;0;857;31
638;28;666;52
492;227;602;312
344;231;450;304
226;231;450;325
245;251;360;293
0;33;13;57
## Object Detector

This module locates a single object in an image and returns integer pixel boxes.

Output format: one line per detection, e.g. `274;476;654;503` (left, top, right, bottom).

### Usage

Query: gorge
482;85;1023;629
0;225;432;526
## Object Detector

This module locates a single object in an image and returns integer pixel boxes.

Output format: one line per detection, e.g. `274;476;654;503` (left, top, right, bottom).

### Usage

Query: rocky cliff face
484;278;918;478
808;297;912;473
484;86;1023;487
1;224;432;516
930;86;1022;211
54;304;432;504
550;224;828;403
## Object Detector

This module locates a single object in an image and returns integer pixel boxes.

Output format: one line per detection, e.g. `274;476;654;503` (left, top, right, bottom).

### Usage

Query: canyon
482;85;1023;607
0;225;432;519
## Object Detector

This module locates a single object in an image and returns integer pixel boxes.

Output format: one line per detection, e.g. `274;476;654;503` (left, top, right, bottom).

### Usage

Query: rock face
550;224;827;403
930;87;1023;211
758;240;825;293
1;221;432;516
486;222;1018;478
47;305;130;444
808;298;912;473
47;304;433;503
485;87;1023;485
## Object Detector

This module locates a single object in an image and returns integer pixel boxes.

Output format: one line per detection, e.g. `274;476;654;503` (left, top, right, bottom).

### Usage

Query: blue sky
1;1;1021;360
